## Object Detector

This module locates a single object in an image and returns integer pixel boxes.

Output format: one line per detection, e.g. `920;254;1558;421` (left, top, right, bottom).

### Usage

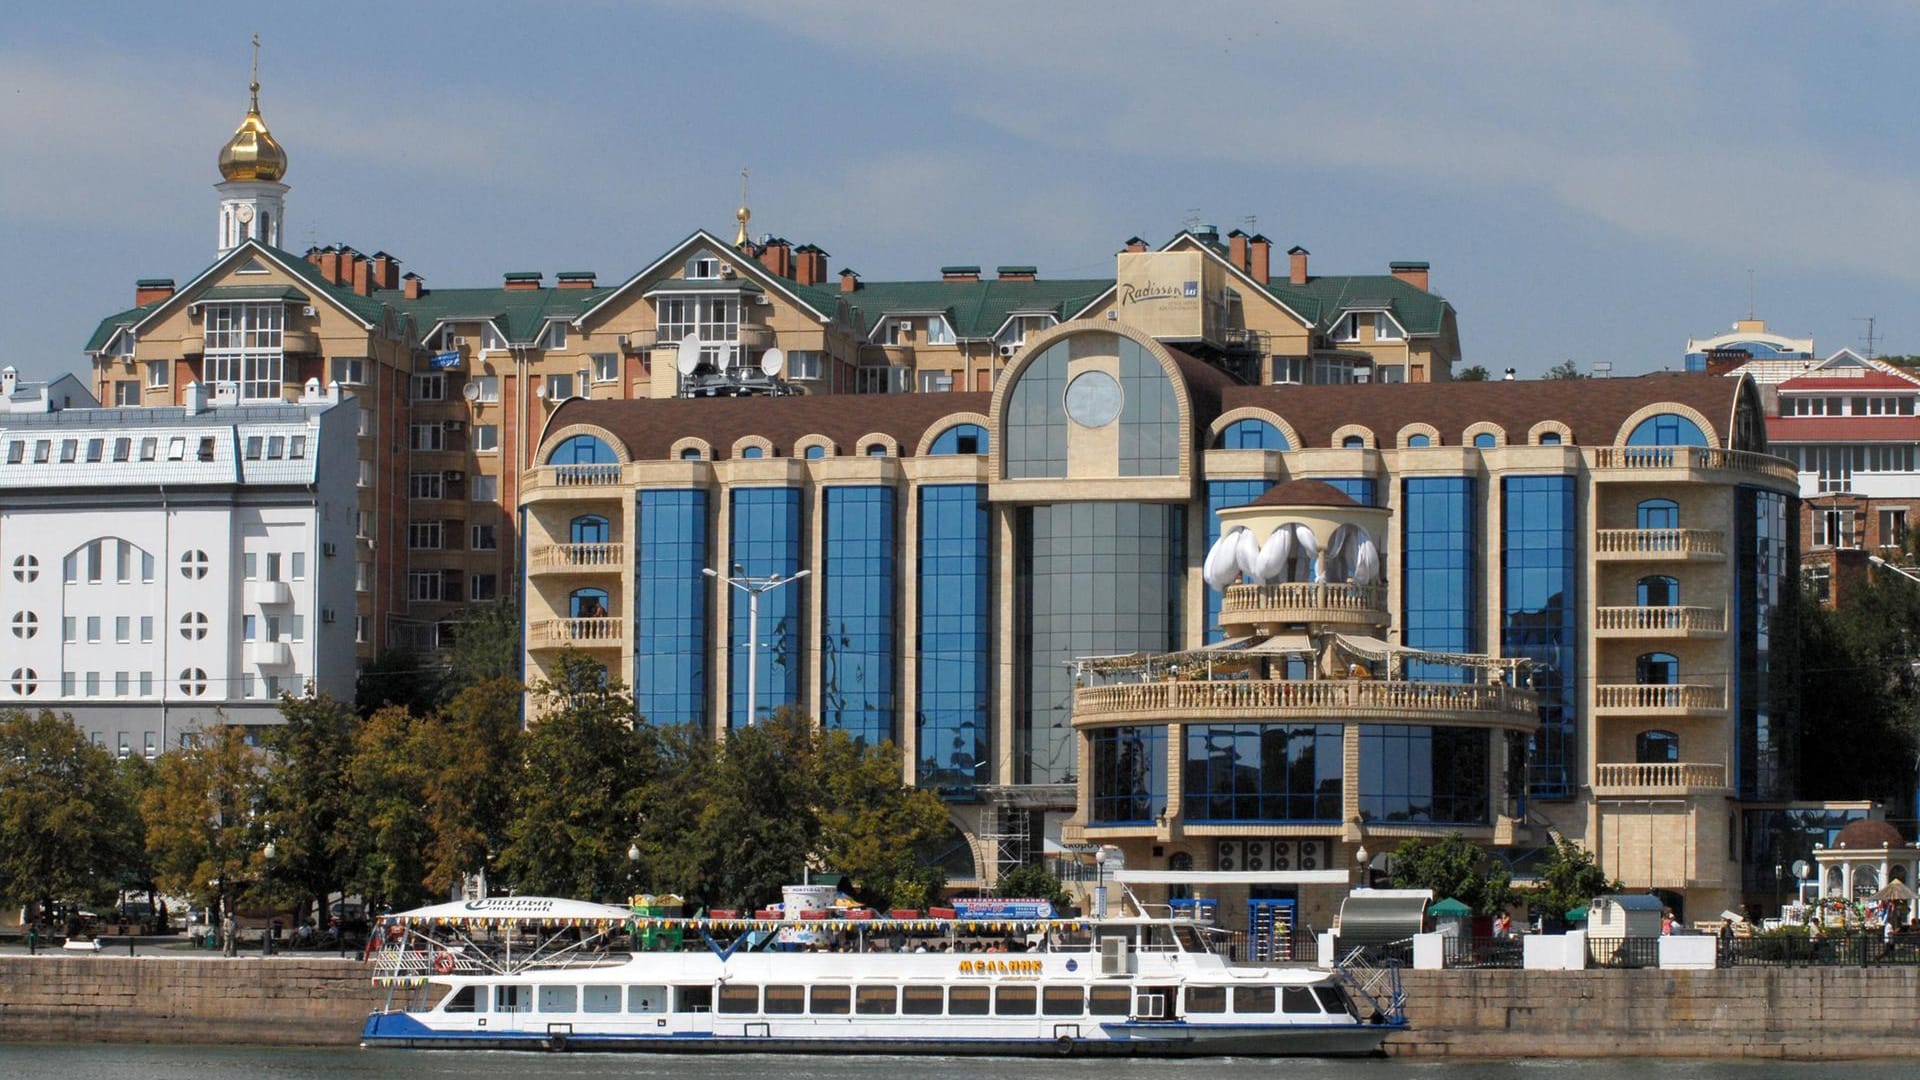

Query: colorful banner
429;351;462;370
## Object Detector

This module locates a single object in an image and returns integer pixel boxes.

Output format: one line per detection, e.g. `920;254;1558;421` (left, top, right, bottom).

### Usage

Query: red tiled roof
551;391;994;460
1766;416;1920;442
1778;370;1920;392
1247;479;1358;508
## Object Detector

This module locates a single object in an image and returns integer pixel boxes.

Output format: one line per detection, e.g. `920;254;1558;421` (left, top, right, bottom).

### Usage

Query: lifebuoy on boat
432;950;456;974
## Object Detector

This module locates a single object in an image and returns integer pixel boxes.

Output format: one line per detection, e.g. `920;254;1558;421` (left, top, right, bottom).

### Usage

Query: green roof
199;285;310;303
821;277;1113;339
1263;273;1451;336
642;279;764;296
84;301;160;353
376;283;613;345
134;278;174;288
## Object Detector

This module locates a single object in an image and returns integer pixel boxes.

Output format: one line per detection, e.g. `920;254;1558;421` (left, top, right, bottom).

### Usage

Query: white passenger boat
360;893;1405;1056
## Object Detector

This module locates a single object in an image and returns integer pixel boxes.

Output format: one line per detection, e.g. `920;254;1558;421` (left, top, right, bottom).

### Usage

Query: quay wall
2;956;1918;1057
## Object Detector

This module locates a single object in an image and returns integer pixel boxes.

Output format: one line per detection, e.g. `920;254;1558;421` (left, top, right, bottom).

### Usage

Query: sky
5;1;1920;383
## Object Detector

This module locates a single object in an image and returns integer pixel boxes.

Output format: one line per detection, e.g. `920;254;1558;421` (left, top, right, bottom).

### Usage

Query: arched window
569;587;610;620
1342;435;1365;449
679;447;703;460
1473;432;1497;449
1825;865;1844;896
803;445;826;460
570;514;609;544
1217;418;1288;450
1406;433;1430;448
1539;432;1563;445
740;445;765;459
1636;730;1680;764
1637;499;1680;529
865;443;889;457
930;423;989;455
1636;652;1679;685
1637;575;1679;607
1627;412;1708;447
1857;865;1881;893
548;434;616;465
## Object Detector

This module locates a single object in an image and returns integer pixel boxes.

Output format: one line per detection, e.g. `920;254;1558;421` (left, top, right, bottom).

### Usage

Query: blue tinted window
1205;480;1269;643
1407;433;1431;448
1005;342;1069;478
728;487;803;727
1637;499;1679;529
822;486;895;748
1358;725;1489;825
1119;339;1180;476
1218;418;1288;450
1402;477;1475;681
803;445;826;460
569;587;608;619
929;424;988;455
1090;726;1167;823
1637;652;1678;685
1184;724;1342;822
570;514;609;544
635;490;708;726
1637;730;1680;764
1638;575;1678;606
1473;432;1497;449
1321;477;1378;507
549;434;616;465
1539;432;1563;445
1342;435;1365;449
918;485;990;796
1501;475;1576;798
680;447;703;460
1736;488;1789;797
1627;412;1708;446
741;445;764;459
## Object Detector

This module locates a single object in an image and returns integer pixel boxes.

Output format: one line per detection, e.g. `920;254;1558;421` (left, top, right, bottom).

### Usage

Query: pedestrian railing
1718;932;1920;967
1585;935;1663;969
1442;935;1524;969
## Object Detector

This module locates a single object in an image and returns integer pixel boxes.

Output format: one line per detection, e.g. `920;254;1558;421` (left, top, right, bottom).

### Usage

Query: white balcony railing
1593;528;1726;559
1594;761;1728;792
1075;678;1538;722
1594;606;1726;635
530;542;627;573
529;617;624;647
1593;683;1726;714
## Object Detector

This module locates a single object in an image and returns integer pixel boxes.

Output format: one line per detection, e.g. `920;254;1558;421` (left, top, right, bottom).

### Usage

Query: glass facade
1402;477;1475;680
917;485;990;796
822;487;896;747
1321;476;1378;507
929;424;988;455
1204;480;1271;642
634;490;707;726
549;434;616;464
1016;502;1183;783
1501;475;1577;798
1184;723;1342;822
1627;412;1709;447
1118;338;1180;476
1358;724;1490;825
1736;486;1791;799
1089;725;1167;824
728;487;804;727
1217;419;1287;449
1005;342;1069;478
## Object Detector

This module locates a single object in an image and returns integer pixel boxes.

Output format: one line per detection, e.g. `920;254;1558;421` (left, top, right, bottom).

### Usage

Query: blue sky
6;1;1920;382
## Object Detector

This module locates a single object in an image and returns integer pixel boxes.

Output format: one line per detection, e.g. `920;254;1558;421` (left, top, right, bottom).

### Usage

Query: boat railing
1333;943;1408;1027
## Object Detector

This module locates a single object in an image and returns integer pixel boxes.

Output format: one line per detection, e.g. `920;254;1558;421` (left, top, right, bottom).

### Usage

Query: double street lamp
705;563;810;726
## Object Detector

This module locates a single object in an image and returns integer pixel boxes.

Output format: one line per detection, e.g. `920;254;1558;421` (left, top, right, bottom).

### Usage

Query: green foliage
996;864;1068;905
263;692;357;922
1795;579;1920;806
813;725;950;910
344;705;433;911
0;710;138;920
354;647;444;718
444;598;522;697
1453;364;1490;382
418;678;524;895
1543;359;1586;380
140;725;269;915
1385;833;1515;915
1529;837;1621;922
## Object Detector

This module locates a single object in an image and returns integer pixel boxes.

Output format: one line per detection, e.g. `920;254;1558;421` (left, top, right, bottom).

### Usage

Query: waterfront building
521;316;1796;928
0;379;358;749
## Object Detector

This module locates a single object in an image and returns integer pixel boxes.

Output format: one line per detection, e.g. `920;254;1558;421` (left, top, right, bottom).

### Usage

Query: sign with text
1115;250;1204;339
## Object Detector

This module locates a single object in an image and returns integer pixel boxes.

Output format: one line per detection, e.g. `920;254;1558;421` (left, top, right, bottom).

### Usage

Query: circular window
180;550;209;580
12;555;39;582
10;668;37;695
179;612;210;640
1064;370;1123;428
178;668;209;696
11;612;37;639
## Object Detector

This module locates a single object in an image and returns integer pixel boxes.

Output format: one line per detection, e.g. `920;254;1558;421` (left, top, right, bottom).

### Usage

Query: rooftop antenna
1746;268;1755;320
1242;214;1258;235
1855;316;1878;359
1183;208;1203;233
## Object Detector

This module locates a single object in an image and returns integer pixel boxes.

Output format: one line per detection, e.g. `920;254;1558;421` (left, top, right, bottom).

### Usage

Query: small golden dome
218;80;287;183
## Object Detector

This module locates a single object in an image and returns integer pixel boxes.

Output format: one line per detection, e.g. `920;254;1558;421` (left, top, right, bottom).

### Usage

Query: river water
0;1047;1910;1080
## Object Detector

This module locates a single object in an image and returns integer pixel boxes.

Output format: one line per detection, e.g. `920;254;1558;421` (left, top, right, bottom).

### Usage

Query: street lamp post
262;841;277;957
705;563;810;725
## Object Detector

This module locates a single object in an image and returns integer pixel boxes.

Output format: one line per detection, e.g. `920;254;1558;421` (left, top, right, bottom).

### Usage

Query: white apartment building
0;378;358;754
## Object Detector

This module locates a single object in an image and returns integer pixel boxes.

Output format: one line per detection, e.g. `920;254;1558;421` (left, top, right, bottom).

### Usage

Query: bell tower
215;35;289;256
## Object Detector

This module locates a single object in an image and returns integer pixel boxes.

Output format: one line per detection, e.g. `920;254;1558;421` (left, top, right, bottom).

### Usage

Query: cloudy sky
5;2;1918;381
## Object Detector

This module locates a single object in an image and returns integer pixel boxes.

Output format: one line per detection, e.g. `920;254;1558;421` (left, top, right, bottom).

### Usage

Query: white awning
1111;869;1352;886
384;897;635;924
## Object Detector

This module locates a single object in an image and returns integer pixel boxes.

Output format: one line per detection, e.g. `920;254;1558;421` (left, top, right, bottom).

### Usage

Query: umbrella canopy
1564;906;1588;921
1873;878;1918;902
1427;897;1474;918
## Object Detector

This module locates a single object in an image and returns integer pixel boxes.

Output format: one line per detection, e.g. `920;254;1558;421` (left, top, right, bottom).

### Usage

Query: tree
418;677;525;896
1543;359;1586;380
444;598;522;697
996;864;1068;906
355;647;443;718
1529;837;1620;924
141;725;268;916
1454;364;1490;382
0;710;137;923
344;705;433;912
813;727;950;910
679;709;818;910
1385;833;1514;915
263;692;358;925
1795;579;1920;806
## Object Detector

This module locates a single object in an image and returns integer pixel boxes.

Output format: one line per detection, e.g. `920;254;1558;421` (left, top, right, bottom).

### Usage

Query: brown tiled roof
550;392;993;460
1224;373;1748;448
1834;818;1908;850
1247;479;1357;508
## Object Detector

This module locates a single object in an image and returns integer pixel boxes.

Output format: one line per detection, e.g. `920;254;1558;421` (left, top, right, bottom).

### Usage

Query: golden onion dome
218;80;287;183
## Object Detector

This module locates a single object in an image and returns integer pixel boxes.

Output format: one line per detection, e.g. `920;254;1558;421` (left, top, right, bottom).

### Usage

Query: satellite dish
760;347;784;377
461;381;482;402
675;334;701;376
1792;859;1809;880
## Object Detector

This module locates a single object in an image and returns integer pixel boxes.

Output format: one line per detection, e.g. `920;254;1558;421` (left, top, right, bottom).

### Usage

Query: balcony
1593;682;1726;719
529;616;624;648
1594;605;1726;639
522;464;627;502
1219;582;1388;628
1594;528;1725;561
1074;678;1538;729
529;541;627;576
737;323;774;350
1588;445;1796;485
247;580;292;606
1593;761;1729;797
249;640;292;667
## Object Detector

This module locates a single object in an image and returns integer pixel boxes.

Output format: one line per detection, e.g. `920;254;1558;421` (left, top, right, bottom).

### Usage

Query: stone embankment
3;956;1918;1057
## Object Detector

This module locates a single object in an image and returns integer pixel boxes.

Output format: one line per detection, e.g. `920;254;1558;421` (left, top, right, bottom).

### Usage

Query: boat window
994;986;1037;1015
1233;987;1275;1013
809;986;851;1014
902;986;945;1015
441;986;480;1013
1089;986;1131;1016
495;985;530;1013
1042;986;1084;1016
1185;986;1227;1013
1313;985;1356;1018
1281;986;1322;1014
582;986;621;1014
539;986;577;1013
855;986;898;1015
673;985;712;1013
765;985;806;1015
947;986;990;1015
629;986;668;1013
718;986;760;1013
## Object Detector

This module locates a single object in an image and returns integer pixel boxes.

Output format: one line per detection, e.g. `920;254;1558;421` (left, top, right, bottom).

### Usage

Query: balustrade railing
1594;606;1726;634
1076;678;1537;718
1220;582;1388;617
1593;683;1725;712
530;617;623;647
1593;761;1727;790
534;464;624;489
1593;528;1725;558
1589;445;1796;482
531;542;627;572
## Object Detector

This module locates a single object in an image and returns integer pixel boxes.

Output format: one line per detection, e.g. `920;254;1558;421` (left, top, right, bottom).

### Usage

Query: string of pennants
635;916;1091;934
379;916;628;932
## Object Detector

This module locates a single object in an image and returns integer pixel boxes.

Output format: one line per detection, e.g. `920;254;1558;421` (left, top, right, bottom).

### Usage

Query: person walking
221;912;237;958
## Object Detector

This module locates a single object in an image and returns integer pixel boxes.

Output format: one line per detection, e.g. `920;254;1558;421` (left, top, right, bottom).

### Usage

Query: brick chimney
556;271;597;290
941;265;981;282
1228;229;1249;271
349;254;373;297
794;245;828;286
316;246;342;285
135;278;175;306
1123;236;1149;253
1389;261;1430;292
402;272;425;300
996;266;1037;282
839;268;861;293
1249;235;1271;282
504;272;542;291
371;251;401;291
757;238;793;279
1288;246;1309;286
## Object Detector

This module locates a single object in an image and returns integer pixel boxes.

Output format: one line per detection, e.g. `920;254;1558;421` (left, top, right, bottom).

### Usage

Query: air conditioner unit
454;336;470;347
443;469;466;483
321;541;338;557
302;305;316;317
999;344;1017;358
1099;936;1131;975
719;262;735;277
616;334;631;348
321;608;336;624
444;420;465;432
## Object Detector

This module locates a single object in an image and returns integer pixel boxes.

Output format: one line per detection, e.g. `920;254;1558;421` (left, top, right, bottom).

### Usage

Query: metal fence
1585;936;1663;969
1719;933;1920;967
1442;935;1525;969
1216;930;1321;965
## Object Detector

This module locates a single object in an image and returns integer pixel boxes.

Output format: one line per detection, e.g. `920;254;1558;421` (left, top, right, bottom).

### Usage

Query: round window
1064;370;1123;428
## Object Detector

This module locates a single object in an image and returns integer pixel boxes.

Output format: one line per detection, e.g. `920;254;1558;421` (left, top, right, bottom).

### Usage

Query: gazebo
1813;819;1919;903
